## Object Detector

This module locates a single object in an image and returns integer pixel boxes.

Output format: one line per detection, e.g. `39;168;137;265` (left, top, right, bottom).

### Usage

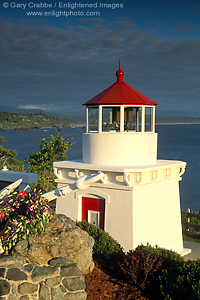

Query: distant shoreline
156;122;200;125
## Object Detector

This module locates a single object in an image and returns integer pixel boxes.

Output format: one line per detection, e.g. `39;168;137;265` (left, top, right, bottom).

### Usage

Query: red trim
82;196;105;230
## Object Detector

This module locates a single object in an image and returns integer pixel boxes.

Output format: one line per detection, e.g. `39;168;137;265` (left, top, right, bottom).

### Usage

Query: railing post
187;208;190;231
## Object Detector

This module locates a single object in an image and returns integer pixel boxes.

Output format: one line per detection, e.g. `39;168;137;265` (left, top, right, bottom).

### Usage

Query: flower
0;189;52;254
18;191;26;198
0;212;5;220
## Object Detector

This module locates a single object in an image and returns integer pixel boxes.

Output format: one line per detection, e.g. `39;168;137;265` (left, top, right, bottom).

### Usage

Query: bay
1;124;199;211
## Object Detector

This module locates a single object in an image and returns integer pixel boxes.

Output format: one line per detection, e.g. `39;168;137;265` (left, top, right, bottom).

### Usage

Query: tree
25;132;72;192
0;146;24;171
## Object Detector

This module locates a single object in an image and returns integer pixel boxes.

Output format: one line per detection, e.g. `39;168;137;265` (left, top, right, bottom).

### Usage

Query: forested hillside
0;111;69;130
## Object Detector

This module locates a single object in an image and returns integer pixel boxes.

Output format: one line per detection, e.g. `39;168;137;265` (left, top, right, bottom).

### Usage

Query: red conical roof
83;60;159;106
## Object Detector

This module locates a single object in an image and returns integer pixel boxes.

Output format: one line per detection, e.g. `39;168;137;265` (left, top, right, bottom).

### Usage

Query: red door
82;196;105;230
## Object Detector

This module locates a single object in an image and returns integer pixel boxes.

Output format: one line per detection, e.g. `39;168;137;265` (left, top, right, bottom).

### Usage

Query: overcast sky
0;0;200;115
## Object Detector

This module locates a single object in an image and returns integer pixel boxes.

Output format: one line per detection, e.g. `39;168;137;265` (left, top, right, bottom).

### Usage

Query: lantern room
82;60;159;166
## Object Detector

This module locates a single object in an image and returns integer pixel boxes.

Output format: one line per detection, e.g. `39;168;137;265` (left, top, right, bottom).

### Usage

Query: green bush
176;259;200;300
76;220;123;258
123;244;200;300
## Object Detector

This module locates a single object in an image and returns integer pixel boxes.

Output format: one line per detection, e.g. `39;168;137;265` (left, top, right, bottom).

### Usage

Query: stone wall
0;256;87;300
0;214;95;299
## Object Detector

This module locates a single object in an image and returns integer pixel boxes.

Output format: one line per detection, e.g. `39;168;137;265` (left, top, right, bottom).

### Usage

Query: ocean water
1;124;200;211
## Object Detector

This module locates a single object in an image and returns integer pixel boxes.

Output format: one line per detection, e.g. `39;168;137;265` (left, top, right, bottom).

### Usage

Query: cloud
171;22;197;33
0;17;199;115
17;105;48;110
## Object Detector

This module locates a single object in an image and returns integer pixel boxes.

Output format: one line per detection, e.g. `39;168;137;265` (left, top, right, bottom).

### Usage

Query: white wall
132;179;183;252
82;132;157;166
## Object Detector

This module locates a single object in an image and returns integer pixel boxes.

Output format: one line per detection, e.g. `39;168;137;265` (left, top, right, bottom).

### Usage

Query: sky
0;0;200;115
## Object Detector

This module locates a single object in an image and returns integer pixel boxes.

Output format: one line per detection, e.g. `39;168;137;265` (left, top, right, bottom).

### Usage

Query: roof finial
119;58;121;70
116;58;124;82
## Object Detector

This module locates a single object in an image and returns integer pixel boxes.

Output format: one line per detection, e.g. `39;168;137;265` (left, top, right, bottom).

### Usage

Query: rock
45;276;61;287
38;283;50;300
48;257;74;267
24;264;33;273
0;279;10;296
62;277;86;292
0;268;5;278
0;255;25;268
14;240;28;256
18;282;38;295
51;285;63;300
26;244;52;265
13;214;94;274
64;292;87;300
6;268;27;281
31;266;59;282
60;265;82;277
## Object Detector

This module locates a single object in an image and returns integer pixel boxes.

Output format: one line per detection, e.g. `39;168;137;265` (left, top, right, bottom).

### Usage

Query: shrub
76;220;123;258
122;244;200;300
119;245;163;291
176;259;200;300
134;245;185;299
0;189;52;253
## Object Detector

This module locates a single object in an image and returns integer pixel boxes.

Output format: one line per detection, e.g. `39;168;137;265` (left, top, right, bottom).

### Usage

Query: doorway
82;196;105;230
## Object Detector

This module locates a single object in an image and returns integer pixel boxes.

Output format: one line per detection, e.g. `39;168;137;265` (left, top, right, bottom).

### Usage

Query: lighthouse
49;61;190;255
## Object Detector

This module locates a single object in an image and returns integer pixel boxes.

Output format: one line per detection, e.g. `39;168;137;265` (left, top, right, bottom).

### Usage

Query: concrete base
179;248;192;257
183;241;200;260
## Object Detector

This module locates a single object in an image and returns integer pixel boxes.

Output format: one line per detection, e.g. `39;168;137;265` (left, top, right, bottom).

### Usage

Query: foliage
0;145;24;171
77;220;123;259
119;246;163;291
176;259;200;300
0;111;69;130
156;259;200;300
25;132;71;192
0;189;52;254
182;210;200;227
182;210;200;243
183;234;200;244
118;244;200;300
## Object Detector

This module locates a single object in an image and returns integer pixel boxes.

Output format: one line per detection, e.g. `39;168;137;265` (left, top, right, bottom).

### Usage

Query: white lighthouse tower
49;61;190;255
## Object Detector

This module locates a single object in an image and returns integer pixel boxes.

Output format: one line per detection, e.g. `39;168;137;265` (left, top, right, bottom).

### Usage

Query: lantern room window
102;107;119;132
88;107;98;132
86;105;155;133
124;107;142;132
145;107;153;132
